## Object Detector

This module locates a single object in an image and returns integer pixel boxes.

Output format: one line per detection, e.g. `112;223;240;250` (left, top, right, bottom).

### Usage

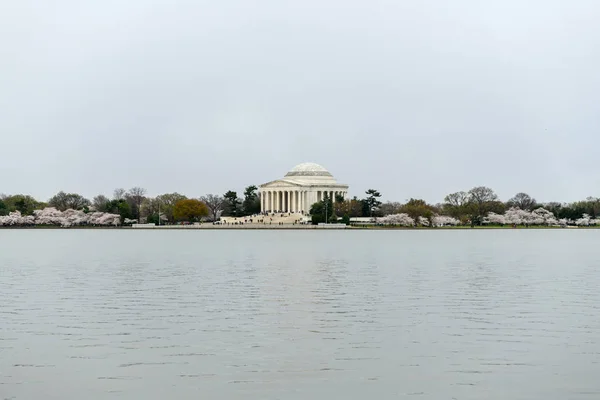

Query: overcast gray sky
1;0;599;204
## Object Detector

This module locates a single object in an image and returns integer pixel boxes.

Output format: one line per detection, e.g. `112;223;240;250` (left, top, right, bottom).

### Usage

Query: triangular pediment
260;179;306;188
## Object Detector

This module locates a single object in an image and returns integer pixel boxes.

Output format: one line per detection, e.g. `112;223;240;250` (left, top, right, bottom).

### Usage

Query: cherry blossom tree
377;213;415;227
0;211;35;226
576;214;593;226
486;207;568;226
432;215;460;227
2;207;122;227
484;212;506;225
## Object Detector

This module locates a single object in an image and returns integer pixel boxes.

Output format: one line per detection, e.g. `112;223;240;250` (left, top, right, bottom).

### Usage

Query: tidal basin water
1;230;600;399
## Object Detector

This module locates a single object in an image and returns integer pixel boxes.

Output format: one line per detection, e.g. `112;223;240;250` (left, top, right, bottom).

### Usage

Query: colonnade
260;189;347;213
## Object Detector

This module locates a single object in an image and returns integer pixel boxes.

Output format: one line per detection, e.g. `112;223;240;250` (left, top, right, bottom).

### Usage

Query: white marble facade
259;163;349;213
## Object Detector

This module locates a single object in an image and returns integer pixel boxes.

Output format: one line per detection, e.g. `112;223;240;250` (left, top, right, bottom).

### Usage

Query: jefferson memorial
259;163;349;213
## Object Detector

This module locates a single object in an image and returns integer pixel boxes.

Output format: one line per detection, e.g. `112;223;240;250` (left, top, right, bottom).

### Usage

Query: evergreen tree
363;189;382;217
223;191;241;217
309;193;334;224
242;185;261;216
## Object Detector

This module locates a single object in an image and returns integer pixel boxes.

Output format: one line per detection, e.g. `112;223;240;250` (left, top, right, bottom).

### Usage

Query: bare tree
442;191;470;219
48;191;90;211
113;188;126;200
507;192;537;210
140;193;187;222
468;186;499;222
92;195;110;212
586;197;600;218
127;187;147;220
444;191;469;207
201;194;225;221
378;201;402;216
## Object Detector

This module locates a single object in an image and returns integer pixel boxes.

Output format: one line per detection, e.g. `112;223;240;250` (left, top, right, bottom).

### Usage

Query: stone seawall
131;224;347;229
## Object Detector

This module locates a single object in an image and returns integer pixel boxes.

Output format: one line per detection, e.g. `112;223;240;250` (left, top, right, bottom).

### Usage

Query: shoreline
1;225;599;230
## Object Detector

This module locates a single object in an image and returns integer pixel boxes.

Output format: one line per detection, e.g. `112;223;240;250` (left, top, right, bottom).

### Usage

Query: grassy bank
2;224;600;230
348;225;597;230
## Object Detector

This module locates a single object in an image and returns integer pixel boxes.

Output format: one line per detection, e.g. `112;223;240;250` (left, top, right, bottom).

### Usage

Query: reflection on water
1;230;600;399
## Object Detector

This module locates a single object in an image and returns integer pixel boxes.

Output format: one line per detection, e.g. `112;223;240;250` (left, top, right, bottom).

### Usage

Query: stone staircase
220;212;309;225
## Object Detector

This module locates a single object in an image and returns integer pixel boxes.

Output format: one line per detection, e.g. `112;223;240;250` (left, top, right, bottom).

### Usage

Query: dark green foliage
363;189;382;217
310;202;325;225
98;199;132;222
223;190;241;217
146;213;160;225
117;201;132;220
242;185;261;216
309;193;334;224
361;199;370;217
341;214;350;225
1;194;44;215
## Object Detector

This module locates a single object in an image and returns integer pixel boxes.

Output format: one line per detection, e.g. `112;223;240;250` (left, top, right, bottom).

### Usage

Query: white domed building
259;163;349;213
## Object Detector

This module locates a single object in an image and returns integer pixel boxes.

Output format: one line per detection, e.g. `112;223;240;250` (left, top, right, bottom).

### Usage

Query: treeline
2;185;599;226
0;185;263;224
309;187;600;226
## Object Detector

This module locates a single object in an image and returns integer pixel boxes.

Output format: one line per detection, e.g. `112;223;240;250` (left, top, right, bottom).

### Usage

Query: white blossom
486;207;579;226
532;208;558;225
485;212;506;225
1;208;120;227
377;213;415;226
418;216;430;226
576;214;591;226
432;215;460;227
0;211;35;226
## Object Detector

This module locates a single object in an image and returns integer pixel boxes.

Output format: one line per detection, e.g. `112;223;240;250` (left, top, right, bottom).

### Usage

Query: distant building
258;163;349;213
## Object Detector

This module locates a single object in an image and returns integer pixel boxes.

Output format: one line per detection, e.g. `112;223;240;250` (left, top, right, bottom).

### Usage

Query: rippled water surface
1;229;600;399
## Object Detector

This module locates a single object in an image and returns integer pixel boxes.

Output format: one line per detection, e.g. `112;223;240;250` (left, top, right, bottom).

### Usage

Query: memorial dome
285;162;333;177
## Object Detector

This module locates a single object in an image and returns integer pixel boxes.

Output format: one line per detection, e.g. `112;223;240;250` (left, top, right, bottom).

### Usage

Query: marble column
291;191;295;212
306;191;309;212
305;191;308;213
304;191;307;213
294;191;298;212
303;191;306;213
